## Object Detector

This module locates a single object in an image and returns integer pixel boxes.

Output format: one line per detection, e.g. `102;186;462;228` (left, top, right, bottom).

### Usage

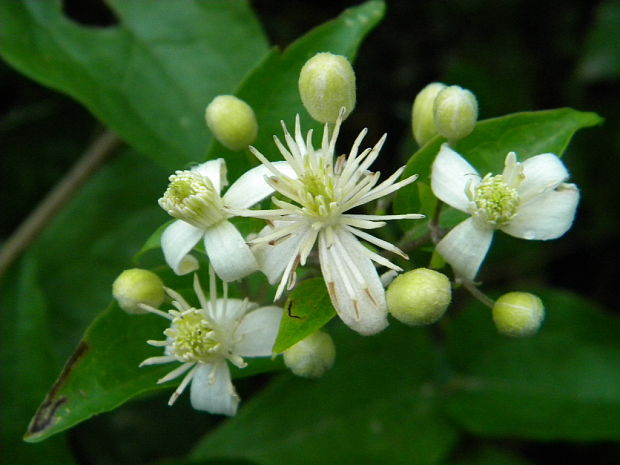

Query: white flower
242;110;423;335
159;158;292;281
139;270;282;416
431;143;579;281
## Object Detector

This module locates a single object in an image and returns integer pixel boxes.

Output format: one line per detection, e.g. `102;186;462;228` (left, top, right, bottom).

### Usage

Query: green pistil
166;310;218;363
474;174;519;226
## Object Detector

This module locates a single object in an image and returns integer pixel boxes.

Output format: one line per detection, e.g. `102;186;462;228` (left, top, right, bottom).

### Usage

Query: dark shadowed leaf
444;289;620;440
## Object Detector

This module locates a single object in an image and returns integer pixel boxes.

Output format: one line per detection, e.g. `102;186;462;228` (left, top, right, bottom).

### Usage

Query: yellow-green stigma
165;309;218;363
159;171;227;229
473;174;519;227
299;162;340;219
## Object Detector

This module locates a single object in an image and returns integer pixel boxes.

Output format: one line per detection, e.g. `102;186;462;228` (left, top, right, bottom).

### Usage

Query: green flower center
165;309;218;363
159;171;227;229
473;174;519;227
298;158;340;220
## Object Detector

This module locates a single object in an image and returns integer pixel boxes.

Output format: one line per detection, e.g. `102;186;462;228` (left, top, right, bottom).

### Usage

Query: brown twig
0;130;122;279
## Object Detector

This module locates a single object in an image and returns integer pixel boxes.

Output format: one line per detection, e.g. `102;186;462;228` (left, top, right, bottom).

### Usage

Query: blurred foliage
1;1;620;464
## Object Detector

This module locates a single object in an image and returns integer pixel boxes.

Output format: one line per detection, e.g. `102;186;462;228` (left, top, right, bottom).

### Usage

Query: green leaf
273;278;336;353
444;289;620;440
394;108;603;216
192;324;458;465
0;258;75;463
209;0;386;180
23;301;169;443
0;0;269;170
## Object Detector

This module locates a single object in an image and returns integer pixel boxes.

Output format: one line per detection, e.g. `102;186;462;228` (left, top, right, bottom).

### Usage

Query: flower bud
386;268;451;326
298;52;356;124
411;82;446;146
492;292;545;337
283;330;336;378
112;268;165;314
433;85;478;143
205;95;258;151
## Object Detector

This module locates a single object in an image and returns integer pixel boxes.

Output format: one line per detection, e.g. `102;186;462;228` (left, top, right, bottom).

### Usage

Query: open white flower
431;143;579;281
139;269;282;416
159;158;292;281
242;110;423;335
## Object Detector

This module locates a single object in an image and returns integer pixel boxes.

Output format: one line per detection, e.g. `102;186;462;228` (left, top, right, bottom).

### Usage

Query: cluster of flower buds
411;82;478;146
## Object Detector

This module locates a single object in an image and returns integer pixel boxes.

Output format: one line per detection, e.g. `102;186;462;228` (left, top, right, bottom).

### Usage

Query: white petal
161;220;203;275
190;362;239;416
502;183;579;240
234;306;283;356
431;143;480;212
436;217;494;281
252;223;308;285
223;161;296;210
518;153;570;201
318;229;388;336
203;220;258;282
192;158;228;193
210;298;251;325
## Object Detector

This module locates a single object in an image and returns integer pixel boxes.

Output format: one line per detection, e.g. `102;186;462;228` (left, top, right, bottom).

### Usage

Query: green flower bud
493;292;545;337
386;268;451;326
411;82;446;146
283;330;336;378
112;268;165;315
298;52;356;124
433;85;478;143
205;95;258;151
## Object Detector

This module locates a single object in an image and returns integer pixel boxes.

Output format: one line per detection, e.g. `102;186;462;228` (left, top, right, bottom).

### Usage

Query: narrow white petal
344;225;408;258
518;153;570;201
436;217;494;281
157;362;194;384
223;161;296;209
168;364;199;406
502;183;579;240
234;306;283;356
253;223;308;285
210;298;249;326
192;158;228;193
318;230;388;336
203;220;258;282
190;361;239;416
139;355;177;367
161;220;203;275
431;143;479;212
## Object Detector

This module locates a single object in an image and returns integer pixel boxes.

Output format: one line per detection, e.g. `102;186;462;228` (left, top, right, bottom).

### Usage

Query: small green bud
283;330;336;378
493;292;545;337
298;52;356;123
386;268;451;326
112;268;165;314
411;82;446;146
205;95;258;151
433;85;478;143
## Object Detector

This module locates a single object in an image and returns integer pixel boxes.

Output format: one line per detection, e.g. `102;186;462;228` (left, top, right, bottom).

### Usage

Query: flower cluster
120;57;582;417
139;269;282;415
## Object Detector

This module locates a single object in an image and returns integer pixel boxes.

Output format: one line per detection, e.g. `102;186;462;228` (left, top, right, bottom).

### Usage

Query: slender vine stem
0;130;122;279
460;278;495;309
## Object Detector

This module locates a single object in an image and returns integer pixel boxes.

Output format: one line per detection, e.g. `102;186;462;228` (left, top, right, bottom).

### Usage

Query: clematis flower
431;143;579;281
159;158;292;281
139;269;282;416
242;109;423;335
